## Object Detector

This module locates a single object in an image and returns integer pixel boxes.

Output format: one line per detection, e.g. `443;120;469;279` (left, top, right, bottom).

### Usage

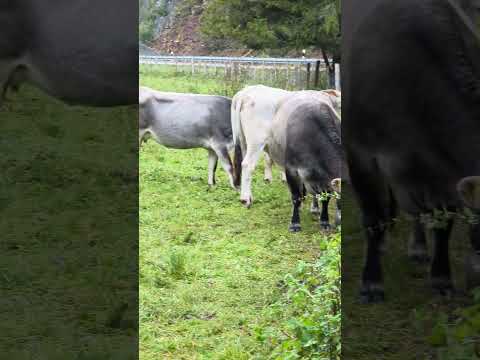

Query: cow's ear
457;176;480;209
331;178;342;193
323;89;338;97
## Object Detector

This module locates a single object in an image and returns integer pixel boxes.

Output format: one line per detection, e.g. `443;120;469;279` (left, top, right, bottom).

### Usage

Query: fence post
233;62;239;82
286;65;290;89
306;63;311;89
335;63;341;91
314;60;321;88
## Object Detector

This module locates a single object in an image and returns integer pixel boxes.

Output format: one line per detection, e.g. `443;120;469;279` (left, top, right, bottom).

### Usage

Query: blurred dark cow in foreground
139;86;235;188
343;0;480;303
1;1;137;106
267;91;342;232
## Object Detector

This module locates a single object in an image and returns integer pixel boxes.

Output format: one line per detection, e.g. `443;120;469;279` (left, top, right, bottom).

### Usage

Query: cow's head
458;176;480;209
331;178;342;194
457;176;480;247
321;89;342;113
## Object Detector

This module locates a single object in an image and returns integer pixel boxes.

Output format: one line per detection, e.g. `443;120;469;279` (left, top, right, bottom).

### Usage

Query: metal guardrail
139;55;326;65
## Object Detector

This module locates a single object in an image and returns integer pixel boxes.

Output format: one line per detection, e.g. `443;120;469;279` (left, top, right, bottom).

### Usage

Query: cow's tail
231;96;243;188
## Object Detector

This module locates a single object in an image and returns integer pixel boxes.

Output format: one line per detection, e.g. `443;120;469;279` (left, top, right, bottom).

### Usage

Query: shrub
257;232;341;359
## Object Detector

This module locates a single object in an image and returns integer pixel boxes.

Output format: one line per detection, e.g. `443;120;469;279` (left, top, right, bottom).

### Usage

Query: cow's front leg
408;218;429;263
430;218;454;296
320;197;331;230
466;221;480;291
286;169;303;232
347;152;390;303
207;149;218;186
361;223;386;303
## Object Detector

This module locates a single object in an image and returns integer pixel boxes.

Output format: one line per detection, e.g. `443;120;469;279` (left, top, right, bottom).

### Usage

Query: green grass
342;184;475;360
0;86;137;358
139;64;328;96
139;66;339;359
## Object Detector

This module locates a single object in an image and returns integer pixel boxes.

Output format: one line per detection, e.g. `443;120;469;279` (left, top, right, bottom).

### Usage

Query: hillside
145;0;325;57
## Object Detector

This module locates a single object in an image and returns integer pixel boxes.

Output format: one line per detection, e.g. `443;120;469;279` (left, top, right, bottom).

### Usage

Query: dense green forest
139;0;340;59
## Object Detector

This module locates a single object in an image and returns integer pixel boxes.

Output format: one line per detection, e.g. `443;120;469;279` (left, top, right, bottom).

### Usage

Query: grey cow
267;91;342;232
139;86;236;188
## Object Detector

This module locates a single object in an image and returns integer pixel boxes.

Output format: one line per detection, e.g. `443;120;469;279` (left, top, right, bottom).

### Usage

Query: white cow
231;85;341;207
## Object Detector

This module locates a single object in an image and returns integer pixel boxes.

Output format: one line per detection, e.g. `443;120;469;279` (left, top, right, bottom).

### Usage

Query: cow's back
140;87;232;149
235;85;291;123
270;93;342;190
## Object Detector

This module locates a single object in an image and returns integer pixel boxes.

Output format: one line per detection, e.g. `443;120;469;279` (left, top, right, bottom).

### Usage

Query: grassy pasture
139;65;340;359
0;86;138;358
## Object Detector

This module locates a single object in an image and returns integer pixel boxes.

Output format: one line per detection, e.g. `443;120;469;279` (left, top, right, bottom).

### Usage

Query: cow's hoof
320;221;331;230
310;207;320;215
466;253;480;291
264;177;272;183
289;223;301;232
359;283;385;304
240;198;252;208
431;277;455;298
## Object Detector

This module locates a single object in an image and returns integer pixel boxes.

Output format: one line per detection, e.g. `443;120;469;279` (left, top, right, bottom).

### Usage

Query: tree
200;0;340;60
139;0;167;43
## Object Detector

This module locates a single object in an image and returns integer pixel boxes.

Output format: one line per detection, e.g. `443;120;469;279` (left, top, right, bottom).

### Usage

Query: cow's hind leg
263;151;274;183
207;149;218;186
212;145;235;189
286;169;303;232
240;144;264;207
408;218;429;263
319;196;331;230
430;216;454;296
335;197;341;227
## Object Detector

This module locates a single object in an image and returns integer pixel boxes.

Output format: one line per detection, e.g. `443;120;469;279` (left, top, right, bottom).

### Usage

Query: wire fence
139;55;340;91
